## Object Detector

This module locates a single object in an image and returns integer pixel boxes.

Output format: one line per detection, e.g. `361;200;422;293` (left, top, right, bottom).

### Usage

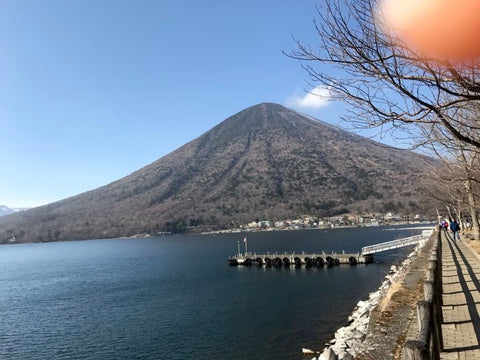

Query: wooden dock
228;229;434;267
228;251;373;267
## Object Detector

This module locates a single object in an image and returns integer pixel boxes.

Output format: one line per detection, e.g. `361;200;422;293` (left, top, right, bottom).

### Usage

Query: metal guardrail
361;234;426;255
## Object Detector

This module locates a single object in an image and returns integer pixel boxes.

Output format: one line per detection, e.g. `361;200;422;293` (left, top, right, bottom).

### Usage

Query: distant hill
0;205;28;217
0;103;438;243
0;205;14;217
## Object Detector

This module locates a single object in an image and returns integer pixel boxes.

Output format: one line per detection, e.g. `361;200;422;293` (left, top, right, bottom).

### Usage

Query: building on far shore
239;212;430;233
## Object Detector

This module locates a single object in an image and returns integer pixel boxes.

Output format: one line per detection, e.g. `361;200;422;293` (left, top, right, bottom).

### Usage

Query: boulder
322;348;338;360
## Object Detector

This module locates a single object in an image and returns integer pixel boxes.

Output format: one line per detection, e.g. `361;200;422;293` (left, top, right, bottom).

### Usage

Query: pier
228;229;433;267
228;251;373;267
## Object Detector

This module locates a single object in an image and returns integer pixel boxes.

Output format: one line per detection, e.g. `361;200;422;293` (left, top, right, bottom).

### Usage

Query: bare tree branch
284;0;480;149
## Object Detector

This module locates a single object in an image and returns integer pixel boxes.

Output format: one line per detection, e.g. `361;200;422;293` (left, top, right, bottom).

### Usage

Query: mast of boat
237;240;240;256
243;236;248;255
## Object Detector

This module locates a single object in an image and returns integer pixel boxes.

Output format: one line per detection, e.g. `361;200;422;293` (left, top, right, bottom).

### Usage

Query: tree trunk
466;181;480;240
459;146;480;240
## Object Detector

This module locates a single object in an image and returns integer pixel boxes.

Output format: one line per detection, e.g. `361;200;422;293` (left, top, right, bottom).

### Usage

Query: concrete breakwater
309;234;430;360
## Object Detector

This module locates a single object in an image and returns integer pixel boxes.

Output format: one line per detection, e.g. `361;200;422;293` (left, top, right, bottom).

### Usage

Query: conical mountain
0;103;436;243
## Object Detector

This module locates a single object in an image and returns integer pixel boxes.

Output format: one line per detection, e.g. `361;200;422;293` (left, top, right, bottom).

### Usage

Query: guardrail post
425;267;434;282
423;280;434;303
403;340;428;360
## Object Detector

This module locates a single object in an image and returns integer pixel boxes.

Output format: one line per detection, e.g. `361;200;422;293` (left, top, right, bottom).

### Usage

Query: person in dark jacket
450;218;461;241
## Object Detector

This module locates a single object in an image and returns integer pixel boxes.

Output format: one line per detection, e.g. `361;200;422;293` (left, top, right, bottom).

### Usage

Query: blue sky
1;0;371;208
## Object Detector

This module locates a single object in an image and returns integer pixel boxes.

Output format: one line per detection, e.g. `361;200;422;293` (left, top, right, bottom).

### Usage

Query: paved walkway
440;230;480;359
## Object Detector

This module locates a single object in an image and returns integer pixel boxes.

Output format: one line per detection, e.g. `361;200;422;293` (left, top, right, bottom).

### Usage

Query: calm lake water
0;225;430;359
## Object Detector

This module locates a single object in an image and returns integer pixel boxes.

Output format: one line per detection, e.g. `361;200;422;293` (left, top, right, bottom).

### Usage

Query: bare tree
287;0;480;149
422;122;480;240
458;147;480;240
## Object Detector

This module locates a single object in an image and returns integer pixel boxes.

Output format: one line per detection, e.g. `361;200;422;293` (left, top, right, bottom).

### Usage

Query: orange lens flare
378;0;480;62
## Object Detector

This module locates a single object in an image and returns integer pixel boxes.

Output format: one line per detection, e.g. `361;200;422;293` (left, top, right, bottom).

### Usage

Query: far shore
199;220;433;236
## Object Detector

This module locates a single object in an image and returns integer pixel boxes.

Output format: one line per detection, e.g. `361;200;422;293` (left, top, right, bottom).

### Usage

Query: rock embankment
313;233;435;360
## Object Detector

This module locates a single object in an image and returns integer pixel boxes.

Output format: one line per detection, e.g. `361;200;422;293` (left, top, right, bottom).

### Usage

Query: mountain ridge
0;103;437;243
0;205;29;217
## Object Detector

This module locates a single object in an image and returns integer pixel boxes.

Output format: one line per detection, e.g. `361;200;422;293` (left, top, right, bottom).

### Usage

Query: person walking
450;218;461;241
442;219;449;232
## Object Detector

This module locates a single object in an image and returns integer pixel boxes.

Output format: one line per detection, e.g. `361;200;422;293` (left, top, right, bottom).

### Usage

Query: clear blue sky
0;0;371;208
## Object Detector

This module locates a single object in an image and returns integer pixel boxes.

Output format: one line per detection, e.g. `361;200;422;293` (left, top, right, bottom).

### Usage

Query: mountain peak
203;102;321;145
0;103;437;242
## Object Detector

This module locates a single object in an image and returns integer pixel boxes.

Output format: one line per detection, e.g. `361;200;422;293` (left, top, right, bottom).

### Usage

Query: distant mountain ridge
0;205;28;217
0;103;437;243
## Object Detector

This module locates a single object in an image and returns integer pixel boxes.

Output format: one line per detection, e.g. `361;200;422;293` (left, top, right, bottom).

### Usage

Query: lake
0;225;430;359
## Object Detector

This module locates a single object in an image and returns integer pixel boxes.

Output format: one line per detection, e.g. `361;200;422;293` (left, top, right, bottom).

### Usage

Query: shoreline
199;222;433;236
311;230;432;360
